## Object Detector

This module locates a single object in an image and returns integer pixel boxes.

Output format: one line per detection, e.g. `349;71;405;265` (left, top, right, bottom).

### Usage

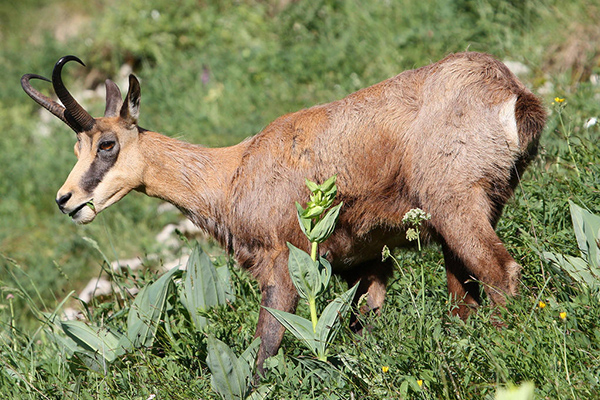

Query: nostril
56;192;72;208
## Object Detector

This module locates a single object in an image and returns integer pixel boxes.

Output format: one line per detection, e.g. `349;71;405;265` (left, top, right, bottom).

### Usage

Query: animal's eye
98;140;115;152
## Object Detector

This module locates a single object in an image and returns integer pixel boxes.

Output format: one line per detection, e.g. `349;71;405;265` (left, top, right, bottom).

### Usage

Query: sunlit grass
1;0;600;398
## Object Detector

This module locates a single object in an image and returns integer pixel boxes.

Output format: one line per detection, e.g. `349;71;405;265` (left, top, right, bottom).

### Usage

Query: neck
137;130;245;246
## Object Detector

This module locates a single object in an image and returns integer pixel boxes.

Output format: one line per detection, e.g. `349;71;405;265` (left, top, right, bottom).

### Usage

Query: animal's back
228;52;544;258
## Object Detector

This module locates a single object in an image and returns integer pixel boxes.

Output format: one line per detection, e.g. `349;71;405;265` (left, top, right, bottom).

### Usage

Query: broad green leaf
264;307;321;356
307;202;343;243
60;320;121;363
399;380;410;397
287;242;317;299
303;204;325;219
569;201;600;269
544;202;600;293
74;348;115;373
295;358;344;384
295;202;312;237
206;335;250;400
287;243;329;300
180;243;230;330
543;252;599;289
315;283;358;350
317;257;332;296
216;263;236;303
47;330;79;358
320;175;337;191
305;178;319;193
124;266;180;349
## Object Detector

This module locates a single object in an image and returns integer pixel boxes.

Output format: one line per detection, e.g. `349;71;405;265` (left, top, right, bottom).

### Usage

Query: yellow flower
417;379;423;388
554;97;565;103
382;366;389;373
538;301;546;309
559;311;567;320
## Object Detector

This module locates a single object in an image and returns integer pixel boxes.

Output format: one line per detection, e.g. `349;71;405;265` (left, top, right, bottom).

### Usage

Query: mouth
66;201;96;224
68;203;88;218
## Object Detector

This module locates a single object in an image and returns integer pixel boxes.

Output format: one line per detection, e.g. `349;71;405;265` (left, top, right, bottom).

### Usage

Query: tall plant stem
309;297;318;333
558;109;581;178
309;241;319;332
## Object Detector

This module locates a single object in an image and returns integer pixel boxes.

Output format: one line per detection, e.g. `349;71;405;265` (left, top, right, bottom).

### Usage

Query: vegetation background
1;0;599;398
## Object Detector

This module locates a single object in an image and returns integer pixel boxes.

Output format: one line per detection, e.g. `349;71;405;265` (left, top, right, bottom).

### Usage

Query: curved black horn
52;55;96;132
21;73;80;132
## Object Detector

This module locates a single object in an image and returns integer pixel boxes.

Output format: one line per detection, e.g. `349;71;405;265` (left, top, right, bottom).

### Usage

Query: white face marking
499;95;519;151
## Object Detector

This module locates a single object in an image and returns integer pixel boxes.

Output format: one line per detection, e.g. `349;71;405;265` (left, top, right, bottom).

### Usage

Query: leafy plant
52;241;232;369
124;265;181;349
179;243;235;330
206;336;268;400
295;175;343;259
266;176;358;362
59;319;122;371
543;201;600;294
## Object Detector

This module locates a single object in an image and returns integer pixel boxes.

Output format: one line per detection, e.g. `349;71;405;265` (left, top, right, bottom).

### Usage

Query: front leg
342;259;393;334
254;265;298;376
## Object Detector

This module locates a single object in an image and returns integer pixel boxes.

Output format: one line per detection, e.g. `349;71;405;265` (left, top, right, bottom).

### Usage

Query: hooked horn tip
21;73;51;86
21;73;51;81
55;55;86;69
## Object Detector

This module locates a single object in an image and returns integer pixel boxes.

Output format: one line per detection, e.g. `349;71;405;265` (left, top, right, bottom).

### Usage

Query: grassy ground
1;0;600;398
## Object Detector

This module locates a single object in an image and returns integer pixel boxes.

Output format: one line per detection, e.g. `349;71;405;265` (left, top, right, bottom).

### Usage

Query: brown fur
24;52;546;373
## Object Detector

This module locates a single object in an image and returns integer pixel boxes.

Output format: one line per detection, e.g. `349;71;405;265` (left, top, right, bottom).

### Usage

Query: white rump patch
499;96;519;151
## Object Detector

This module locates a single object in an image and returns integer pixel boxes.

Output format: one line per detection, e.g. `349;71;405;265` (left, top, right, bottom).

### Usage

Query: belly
324;226;411;271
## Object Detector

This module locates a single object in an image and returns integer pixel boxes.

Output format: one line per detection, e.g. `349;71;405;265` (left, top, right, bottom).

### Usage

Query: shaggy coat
22;52;546;372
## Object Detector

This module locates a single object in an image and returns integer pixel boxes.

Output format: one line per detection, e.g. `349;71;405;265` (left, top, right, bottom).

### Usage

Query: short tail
515;90;546;159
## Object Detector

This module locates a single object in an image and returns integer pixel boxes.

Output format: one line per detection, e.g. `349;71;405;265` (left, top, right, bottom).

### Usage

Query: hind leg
343;259;393;334
442;242;481;319
431;194;520;311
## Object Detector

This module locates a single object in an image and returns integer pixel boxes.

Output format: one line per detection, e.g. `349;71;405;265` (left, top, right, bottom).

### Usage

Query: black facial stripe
80;144;120;193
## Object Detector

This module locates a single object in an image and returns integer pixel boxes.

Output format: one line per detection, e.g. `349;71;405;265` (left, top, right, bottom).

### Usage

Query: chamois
22;52;546;372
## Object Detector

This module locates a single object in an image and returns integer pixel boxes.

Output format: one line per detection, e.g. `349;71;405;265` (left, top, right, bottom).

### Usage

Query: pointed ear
120;74;141;125
104;79;123;117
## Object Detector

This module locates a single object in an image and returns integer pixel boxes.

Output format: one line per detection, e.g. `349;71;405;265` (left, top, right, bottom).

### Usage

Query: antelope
22;52;546;373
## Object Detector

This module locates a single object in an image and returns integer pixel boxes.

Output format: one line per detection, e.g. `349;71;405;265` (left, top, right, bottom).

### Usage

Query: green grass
1;0;600;398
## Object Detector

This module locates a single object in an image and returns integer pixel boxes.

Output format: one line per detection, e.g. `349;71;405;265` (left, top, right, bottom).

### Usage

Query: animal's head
22;56;144;224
